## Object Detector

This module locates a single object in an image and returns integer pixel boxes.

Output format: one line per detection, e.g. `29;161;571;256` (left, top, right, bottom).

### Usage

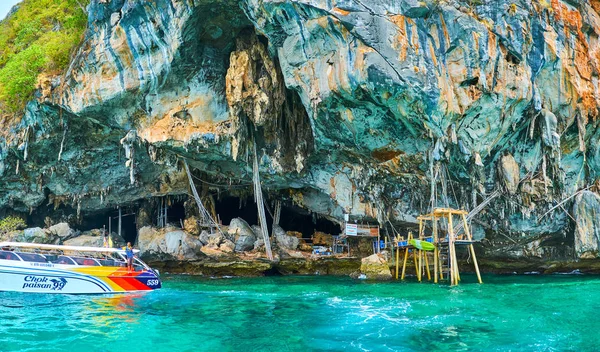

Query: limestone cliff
1;0;600;261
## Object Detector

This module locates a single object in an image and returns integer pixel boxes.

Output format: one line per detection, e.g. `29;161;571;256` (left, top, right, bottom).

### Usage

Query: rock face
498;154;520;195
1;0;600;262
17;228;57;244
138;226;204;261
573;191;600;258
360;254;392;280
48;223;75;240
231;218;258;252
235;232;257;252
273;225;299;250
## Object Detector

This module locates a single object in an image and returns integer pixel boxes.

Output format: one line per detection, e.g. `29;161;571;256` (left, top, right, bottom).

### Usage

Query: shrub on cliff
0;216;27;233
0;0;89;113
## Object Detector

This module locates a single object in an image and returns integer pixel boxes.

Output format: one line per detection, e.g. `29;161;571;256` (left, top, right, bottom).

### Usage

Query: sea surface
0;274;598;351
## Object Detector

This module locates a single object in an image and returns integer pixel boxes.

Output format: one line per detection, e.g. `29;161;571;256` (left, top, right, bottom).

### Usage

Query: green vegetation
0;216;27;233
0;0;89;113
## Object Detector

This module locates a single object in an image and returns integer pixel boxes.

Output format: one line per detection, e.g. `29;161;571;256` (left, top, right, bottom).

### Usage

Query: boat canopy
0;242;140;254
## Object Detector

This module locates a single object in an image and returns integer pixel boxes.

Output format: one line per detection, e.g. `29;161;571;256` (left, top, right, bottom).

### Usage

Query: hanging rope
253;142;274;260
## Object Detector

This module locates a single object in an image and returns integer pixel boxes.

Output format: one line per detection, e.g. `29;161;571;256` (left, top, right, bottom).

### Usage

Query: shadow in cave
160;199;187;227
215;196;258;228
85;208;138;244
214;195;341;239
278;205;341;239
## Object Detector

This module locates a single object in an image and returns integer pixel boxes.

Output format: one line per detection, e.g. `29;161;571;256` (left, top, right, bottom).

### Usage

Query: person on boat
126;242;134;271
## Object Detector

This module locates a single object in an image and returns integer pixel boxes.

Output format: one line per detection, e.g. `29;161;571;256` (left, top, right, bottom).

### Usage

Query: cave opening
213;194;341;240
99;207;138;244
157;198;187;228
278;205;341;239
215;195;258;228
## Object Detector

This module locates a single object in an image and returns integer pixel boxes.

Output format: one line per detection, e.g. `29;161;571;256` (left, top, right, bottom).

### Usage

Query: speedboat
0;242;161;294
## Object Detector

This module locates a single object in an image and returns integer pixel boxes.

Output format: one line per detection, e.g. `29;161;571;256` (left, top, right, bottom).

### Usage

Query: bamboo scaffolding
183;160;223;236
252;143;274;261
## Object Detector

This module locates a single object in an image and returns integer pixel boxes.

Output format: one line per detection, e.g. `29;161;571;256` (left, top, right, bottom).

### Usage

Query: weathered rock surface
313;232;333;247
138;226;204;261
573;191;600;258
64;235;103;247
1;0;600;264
235;232;257;252
274;225;299;250
17;227;57;244
48;223;75;240
360;254;392;280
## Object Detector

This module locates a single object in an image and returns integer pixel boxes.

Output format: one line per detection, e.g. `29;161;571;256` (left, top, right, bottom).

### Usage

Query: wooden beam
395;244;400;280
401;248;409;280
463;214;483;284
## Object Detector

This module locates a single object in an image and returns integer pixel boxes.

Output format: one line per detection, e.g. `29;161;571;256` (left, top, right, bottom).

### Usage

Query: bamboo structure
396;208;482;285
252;143;274;261
183;160;223;236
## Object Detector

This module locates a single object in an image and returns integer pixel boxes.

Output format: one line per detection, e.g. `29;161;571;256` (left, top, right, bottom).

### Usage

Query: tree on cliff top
0;0;89;114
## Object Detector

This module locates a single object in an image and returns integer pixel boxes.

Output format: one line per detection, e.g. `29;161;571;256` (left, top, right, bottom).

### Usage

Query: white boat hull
0;260;161;294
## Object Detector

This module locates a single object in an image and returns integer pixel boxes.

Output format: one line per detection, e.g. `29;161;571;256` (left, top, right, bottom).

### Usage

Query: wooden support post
395;244;400;280
434;246;439;283
401;248;409;280
439;246;445;280
424;250;431;281
463;214;483;284
447;213;457;285
413;249;421;282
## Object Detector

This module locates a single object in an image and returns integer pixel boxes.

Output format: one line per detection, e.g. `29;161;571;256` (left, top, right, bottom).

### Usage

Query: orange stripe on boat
109;276;149;291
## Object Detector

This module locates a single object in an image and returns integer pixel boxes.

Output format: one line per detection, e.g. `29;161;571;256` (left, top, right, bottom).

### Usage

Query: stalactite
22;126;30;162
58;125;67;161
120;130;137;185
542;155;548;196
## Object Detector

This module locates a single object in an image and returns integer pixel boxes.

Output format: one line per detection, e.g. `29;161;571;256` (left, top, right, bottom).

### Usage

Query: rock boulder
48;223;75;240
274;225;299;250
138;226;204;261
360;254;392;280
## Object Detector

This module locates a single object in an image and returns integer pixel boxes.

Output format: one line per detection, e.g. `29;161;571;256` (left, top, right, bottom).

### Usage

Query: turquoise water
1;275;599;351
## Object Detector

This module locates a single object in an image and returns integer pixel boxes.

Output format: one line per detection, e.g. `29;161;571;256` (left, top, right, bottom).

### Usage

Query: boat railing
0;248;147;270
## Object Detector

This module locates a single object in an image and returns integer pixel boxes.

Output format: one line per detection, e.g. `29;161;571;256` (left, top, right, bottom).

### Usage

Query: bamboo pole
447;213;458;285
414;249;421;282
424;250;431;281
463;214;483;284
433;216;439;283
395;243;400;280
434;246;439;283
401;248;409;280
252;143;274;261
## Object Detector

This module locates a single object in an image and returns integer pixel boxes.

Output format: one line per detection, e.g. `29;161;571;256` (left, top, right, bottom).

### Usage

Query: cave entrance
108;207;138;245
155;197;187;228
215;195;258;228
213;195;341;241
278;205;341;240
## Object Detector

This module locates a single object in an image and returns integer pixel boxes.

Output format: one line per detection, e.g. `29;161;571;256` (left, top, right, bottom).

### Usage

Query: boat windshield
16;253;47;263
71;257;101;266
49;255;76;265
0;251;21;261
